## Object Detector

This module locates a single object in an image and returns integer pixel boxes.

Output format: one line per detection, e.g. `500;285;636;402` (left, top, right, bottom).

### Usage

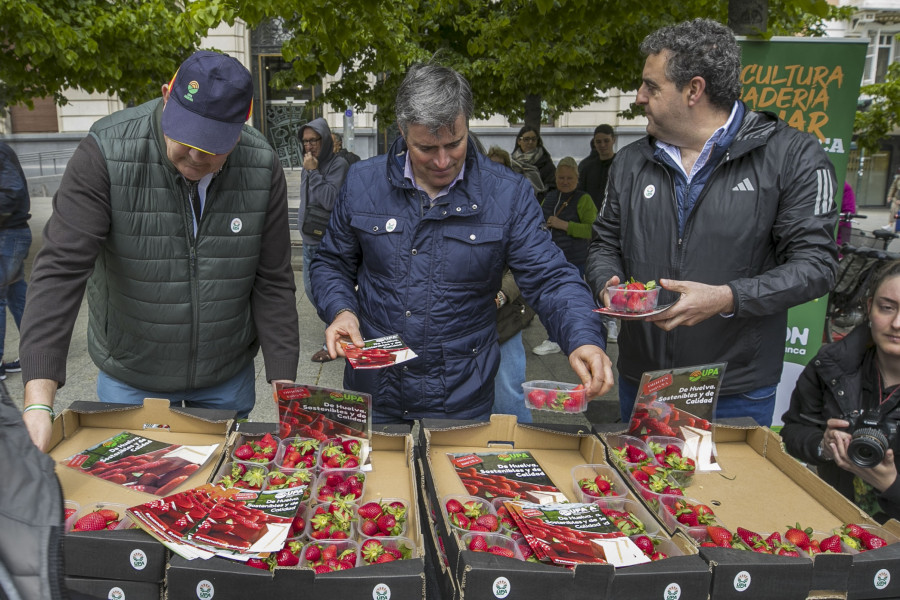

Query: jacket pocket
441;328;498;415
440;225;503;285
350;214;405;278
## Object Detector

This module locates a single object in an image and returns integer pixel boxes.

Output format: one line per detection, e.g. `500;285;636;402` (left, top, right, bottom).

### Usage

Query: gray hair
395;63;473;136
640;18;742;112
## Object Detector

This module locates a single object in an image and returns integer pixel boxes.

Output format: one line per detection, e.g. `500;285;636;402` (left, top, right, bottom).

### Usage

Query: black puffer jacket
586;107;838;395
0;386;67;599
781;325;900;520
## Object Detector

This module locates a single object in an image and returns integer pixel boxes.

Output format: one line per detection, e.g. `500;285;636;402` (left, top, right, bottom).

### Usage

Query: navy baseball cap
161;51;253;155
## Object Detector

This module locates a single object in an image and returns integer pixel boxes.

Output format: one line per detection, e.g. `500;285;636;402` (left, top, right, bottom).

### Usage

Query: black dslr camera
842;408;900;468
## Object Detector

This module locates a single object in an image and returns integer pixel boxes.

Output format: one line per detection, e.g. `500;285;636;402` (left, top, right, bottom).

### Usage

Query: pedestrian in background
0;141;32;381
298;118;350;363
511;126;556;197
332;131;361;165
888;167;900;232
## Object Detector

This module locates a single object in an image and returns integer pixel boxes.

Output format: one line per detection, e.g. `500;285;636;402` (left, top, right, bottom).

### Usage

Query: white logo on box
373;583;391;600
129;549;147;570
107;587;125;600
493;576;511;598
875;569;891;590
664;582;682;599
734;570;751;592
196;580;214;599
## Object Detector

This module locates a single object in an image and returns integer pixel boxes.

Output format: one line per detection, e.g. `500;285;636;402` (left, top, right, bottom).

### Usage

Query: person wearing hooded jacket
586;19;838;427
298;118;350;362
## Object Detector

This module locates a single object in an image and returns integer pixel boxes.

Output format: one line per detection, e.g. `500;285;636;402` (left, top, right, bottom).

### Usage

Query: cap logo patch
184;80;199;102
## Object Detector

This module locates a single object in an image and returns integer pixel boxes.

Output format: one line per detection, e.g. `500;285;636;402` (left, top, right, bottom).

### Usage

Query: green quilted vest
86;99;274;391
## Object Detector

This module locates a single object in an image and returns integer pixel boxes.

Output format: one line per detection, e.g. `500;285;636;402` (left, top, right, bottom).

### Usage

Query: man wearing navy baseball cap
19;51;300;451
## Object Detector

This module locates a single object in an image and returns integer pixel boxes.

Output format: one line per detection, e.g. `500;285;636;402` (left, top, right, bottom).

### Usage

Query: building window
864;30;899;84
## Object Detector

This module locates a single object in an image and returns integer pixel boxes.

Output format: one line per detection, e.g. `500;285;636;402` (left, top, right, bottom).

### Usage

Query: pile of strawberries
265;467;312;492
308;499;354;540
609;278;658;313
318;437;363;470
361;538;413;564
663;498;717;528
840;523;890;552
647;440;696;474
632;534;668;561
629;465;683;497
610;440;653;467
357;499;407;537
599;506;649;536
445;498;500;533
315;470;365;504
303;542;358;573
279;437;320;470
233;432;279;464
526;384;586;412
577;473;618;499
697;523;844;556
72;508;122;531
217;462;267;490
465;534;517;558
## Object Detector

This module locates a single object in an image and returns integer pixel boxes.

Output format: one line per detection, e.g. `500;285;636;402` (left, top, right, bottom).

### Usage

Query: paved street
3;193;622;428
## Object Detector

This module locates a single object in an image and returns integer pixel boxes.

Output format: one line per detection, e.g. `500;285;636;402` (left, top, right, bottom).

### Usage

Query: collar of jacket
638;102;780;165
386;134;483;215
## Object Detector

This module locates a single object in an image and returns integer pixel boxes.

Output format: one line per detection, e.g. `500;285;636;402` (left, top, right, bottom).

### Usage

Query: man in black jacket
586;19;838;426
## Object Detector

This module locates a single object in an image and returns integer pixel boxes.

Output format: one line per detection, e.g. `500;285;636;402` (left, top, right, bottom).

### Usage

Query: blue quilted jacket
310;136;606;420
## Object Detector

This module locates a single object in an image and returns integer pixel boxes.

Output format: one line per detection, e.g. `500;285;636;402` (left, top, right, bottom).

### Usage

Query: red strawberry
73;512;109;531
488;546;516;558
784;523;812;550
358;502;383;520
625;445;649;464
375;553;396;563
528;389;548;409
468;535;488;551
819;535;842;553
377;514;398;535
246;558;270;570
632;535;655;555
359;519;380;537
595;476;612;495
234;444;255;461
475;514;499;532
859;530;888;551
707;526;733;547
276;546;300;566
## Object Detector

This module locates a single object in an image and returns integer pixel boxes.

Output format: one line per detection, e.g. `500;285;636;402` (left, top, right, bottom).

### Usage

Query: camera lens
847;427;890;468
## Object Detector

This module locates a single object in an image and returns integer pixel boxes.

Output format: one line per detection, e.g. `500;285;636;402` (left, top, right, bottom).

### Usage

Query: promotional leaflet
627;363;726;472
339;333;418;369
504;501;647;567
273;382;372;467
62;431;219;496
447;451;566;503
128;484;306;561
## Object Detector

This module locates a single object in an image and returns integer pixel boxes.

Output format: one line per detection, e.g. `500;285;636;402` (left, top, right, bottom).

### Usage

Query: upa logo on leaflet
689;368;719;382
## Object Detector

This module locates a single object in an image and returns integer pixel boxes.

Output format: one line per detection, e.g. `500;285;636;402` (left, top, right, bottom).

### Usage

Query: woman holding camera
782;260;900;522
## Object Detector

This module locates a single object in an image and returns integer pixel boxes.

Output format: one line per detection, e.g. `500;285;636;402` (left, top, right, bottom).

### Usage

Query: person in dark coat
309;63;612;423
782;260;900;522
578;124;617;212
331;132;361;165
511;125;555;196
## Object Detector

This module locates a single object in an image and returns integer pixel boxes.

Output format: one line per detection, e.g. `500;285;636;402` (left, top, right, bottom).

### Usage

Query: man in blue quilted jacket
310;63;613;423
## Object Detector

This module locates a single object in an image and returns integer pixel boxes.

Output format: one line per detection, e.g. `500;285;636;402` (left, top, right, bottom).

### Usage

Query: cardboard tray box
601;424;900;600
64;575;162;600
419;415;712;600
50;398;234;583
165;427;427;599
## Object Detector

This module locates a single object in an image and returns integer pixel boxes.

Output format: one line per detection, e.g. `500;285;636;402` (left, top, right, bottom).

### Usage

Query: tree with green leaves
854;60;900;155
0;0;236;114
240;0;846;131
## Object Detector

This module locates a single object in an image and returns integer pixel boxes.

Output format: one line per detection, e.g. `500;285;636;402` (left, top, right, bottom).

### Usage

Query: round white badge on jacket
386;218;397;232
643;185;656;199
230;218;243;233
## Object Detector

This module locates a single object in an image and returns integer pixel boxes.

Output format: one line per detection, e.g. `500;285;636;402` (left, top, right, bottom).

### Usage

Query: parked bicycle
826;242;900;342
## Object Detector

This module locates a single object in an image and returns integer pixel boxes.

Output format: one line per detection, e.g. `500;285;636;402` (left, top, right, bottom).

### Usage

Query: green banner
738;37;867;365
